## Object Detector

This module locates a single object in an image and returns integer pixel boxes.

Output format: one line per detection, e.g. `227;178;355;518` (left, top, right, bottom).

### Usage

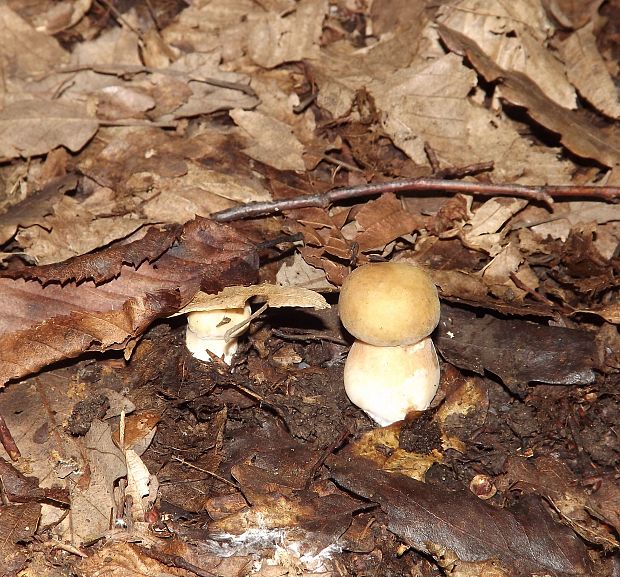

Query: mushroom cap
187;306;251;339
338;262;440;346
343;337;440;426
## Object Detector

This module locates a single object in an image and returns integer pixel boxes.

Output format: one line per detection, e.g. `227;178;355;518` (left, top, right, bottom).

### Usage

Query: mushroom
338;262;441;425
185;305;251;364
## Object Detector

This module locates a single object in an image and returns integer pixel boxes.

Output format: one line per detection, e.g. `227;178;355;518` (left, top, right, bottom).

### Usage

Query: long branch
211;178;620;222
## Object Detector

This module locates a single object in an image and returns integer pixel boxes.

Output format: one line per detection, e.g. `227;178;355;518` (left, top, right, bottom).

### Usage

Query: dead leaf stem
0;414;19;461
213;178;620;222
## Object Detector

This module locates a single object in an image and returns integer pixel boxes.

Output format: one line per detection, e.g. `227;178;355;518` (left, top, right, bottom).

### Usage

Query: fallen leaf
497;455;620;549
0;174;77;245
439;25;620;167
276;252;336;291
463;198;528;256
560;22;620;119
352;193;423;252
542;0;604;29
0;502;41;576
38;0;92;34
437;0;577;108
0;5;68;80
0;100;98;161
57;419;126;544
247;0;328;68
328;455;594;576
179;283;329;314
435;303;598;394
230;109;306;172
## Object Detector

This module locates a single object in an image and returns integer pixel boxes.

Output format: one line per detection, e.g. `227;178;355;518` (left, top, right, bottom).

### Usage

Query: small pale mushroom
338;262;441;426
185;305;252;364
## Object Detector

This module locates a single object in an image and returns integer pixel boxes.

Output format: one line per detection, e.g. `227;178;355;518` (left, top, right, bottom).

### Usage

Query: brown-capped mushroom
338;262;441;425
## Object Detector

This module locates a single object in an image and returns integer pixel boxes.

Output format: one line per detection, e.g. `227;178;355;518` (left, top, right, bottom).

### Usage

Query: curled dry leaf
0;218;258;386
437;0;577;108
179;283;329;314
438;25;620;167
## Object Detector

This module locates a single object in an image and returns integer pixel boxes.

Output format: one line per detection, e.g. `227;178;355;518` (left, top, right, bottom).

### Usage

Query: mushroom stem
344;337;440;426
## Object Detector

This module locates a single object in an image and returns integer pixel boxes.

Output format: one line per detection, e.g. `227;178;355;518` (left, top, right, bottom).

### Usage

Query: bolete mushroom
338;262;440;425
185;305;252;364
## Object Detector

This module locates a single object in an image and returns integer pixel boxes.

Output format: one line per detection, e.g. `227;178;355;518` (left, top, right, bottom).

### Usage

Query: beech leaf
0;100;99;161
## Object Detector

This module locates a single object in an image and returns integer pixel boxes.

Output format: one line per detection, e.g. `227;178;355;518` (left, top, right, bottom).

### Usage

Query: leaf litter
0;0;618;576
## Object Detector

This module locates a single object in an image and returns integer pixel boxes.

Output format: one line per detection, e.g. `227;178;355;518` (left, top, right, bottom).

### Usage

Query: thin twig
271;329;349;346
171;456;239;489
211;178;546;221
223;302;267;342
95;0;143;38
0;414;20;461
135;544;218;577
508;273;572;314
211;178;620;222
49;64;257;97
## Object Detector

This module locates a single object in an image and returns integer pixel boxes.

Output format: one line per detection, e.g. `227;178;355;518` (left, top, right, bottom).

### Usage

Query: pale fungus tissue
185;305;252;364
338;262;441;426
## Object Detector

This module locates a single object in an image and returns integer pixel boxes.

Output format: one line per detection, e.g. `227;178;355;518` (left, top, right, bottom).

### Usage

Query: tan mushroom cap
338;262;440;346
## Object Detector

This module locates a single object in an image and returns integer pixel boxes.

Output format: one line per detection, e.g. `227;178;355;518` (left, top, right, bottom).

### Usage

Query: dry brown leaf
352;194;423;252
361;28;574;183
0;174;77;246
560;22;620;118
77;127;271;223
0;5;68;83
437;0;576;108
247;0;328;68
497;455;620;549
0;100;98;161
436;304;598;393
0;502;41;575
542;0;604;29
162;0;253;60
15;190;146;265
480;243;525;299
439;25;620;167
166;52;259;119
276;252;337;291
328;456;595;576
70;20;141;66
463;198;528;256
230;109;306;172
96;85;155;120
38;0;92;34
179;283;329;314
58;419;126;544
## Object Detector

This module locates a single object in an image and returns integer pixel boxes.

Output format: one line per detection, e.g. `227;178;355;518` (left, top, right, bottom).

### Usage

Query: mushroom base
185;328;239;364
343;337;440;426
